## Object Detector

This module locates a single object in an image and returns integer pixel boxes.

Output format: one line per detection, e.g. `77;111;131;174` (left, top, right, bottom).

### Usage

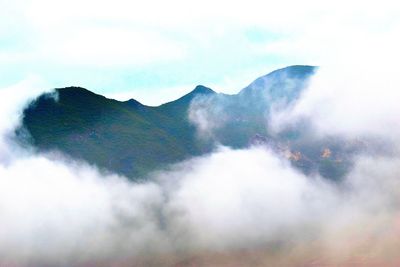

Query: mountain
17;65;356;180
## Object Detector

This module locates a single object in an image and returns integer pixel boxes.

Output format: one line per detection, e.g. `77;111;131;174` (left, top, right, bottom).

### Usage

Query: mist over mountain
18;65;362;180
1;63;400;267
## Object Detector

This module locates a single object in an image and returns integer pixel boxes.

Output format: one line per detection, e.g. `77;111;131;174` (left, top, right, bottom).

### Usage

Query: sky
3;0;398;105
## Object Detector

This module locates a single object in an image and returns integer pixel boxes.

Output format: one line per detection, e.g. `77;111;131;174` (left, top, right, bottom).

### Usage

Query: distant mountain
17;65;358;180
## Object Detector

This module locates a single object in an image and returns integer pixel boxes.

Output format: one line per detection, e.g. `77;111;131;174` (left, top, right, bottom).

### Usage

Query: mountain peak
265;65;316;78
57;86;93;94
190;85;215;95
159;85;216;108
238;65;316;99
125;98;144;108
55;86;106;100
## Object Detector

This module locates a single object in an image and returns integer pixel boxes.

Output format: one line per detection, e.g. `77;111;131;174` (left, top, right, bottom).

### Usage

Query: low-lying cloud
2;60;400;267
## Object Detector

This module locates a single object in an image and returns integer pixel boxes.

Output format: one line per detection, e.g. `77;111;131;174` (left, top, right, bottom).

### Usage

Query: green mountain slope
21;85;217;178
18;65;354;180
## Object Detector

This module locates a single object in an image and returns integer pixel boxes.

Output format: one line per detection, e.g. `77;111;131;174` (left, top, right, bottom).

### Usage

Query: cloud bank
2;67;400;267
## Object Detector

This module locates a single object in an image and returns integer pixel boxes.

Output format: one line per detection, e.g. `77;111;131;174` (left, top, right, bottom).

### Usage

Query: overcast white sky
1;0;399;104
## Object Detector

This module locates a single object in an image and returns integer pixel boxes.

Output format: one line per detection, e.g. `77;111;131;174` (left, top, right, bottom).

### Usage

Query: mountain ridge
17;65;351;180
56;65;315;107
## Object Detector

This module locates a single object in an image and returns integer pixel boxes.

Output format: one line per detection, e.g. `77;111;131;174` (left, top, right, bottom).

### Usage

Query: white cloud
2;75;400;266
266;11;400;140
40;27;186;67
3;0;397;69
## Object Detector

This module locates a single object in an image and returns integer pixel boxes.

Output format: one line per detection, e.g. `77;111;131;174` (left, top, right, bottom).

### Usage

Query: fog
1;65;400;267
